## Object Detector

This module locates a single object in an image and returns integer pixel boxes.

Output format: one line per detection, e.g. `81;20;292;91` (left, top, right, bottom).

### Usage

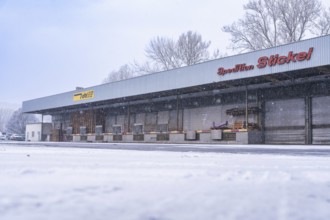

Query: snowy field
1;144;330;220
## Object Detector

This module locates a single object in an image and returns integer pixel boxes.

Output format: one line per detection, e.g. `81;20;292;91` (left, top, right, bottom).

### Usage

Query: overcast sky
1;0;329;107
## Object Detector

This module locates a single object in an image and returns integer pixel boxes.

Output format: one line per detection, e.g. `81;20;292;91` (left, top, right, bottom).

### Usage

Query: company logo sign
73;90;94;101
217;47;314;76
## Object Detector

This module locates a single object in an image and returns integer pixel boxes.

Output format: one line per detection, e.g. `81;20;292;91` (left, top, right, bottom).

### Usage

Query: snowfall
1;143;330;220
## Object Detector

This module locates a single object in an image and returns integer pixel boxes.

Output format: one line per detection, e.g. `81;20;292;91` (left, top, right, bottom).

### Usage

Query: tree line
0;108;38;135
102;31;222;83
103;0;330;83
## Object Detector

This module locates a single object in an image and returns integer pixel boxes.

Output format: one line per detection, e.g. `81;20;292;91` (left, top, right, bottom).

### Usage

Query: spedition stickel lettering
217;47;314;76
257;47;313;68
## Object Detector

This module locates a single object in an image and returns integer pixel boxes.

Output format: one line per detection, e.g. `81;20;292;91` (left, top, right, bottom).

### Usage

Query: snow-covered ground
1;144;330;220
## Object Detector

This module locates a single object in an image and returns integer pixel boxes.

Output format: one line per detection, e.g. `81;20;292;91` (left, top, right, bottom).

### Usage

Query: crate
157;133;169;141
113;135;122;141
222;132;236;141
133;134;144;141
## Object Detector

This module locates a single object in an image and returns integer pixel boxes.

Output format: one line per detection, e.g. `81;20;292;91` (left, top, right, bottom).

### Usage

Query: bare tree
145;36;179;70
6;108;38;135
316;7;330;36
176;31;211;66
222;0;329;52
103;64;137;83
211;49;224;60
131;60;161;75
103;31;223;83
144;31;220;71
0;108;13;132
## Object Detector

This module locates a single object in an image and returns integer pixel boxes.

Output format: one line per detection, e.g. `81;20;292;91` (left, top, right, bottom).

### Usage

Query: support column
60;122;63;142
92;107;95;134
41;114;43;141
127;102;131;133
305;96;312;144
176;94;179;131
245;86;249;130
260;100;266;144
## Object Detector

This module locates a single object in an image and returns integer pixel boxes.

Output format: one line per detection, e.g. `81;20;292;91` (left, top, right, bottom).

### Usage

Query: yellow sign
73;90;94;101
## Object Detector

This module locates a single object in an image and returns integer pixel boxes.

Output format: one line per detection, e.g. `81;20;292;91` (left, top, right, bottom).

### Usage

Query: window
32;131;35;138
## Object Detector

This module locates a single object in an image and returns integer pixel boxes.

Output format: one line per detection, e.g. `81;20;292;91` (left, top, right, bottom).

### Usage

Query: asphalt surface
1;141;330;156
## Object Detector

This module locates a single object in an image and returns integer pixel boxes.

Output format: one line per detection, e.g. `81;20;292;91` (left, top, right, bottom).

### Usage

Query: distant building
22;35;330;144
26;123;52;142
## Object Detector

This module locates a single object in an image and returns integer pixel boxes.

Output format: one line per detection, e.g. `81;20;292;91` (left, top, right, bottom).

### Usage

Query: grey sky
1;0;329;106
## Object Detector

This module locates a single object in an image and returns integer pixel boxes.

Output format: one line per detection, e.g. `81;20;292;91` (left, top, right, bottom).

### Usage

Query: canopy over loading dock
23;35;330;144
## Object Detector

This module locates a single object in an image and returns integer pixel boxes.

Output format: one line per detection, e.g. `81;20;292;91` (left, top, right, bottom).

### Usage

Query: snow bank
0;145;330;220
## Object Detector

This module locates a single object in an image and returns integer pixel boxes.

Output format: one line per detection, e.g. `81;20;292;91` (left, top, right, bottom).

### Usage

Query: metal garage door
158;111;169;124
105;115;116;133
183;104;258;131
312;96;330;144
265;99;305;144
184;106;223;131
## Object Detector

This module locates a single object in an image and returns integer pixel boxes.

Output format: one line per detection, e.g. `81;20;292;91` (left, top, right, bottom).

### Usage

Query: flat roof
22;35;330;114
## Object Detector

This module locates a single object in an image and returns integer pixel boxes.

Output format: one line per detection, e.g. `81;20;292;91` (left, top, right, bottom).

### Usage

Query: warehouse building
22;35;330;144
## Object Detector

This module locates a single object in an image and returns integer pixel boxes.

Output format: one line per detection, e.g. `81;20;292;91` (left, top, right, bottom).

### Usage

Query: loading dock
23;35;330;144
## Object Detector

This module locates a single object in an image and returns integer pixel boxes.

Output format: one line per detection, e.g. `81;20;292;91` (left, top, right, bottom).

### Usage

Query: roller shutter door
116;115;127;133
135;113;145;124
158;111;169;124
183;106;222;131
312;96;330;144
105;115;116;133
144;112;157;132
265;99;305;144
168;110;183;131
183;105;258;131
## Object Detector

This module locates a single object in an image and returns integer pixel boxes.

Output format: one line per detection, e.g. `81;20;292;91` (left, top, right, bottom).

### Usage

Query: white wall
26;124;42;142
26;123;52;142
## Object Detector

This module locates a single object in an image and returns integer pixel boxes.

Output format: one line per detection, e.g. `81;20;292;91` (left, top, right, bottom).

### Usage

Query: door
265;99;305;144
312;96;330;144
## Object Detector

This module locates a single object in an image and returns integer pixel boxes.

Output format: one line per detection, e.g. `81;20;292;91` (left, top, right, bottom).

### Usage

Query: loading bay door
265;99;305;144
312;96;330;144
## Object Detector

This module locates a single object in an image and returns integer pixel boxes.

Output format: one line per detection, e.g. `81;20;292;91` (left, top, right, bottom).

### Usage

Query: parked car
0;135;6;140
10;134;25;141
6;133;12;140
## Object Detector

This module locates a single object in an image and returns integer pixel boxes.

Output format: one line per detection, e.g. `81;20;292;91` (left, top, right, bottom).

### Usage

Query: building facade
26;123;52;142
22;35;330;144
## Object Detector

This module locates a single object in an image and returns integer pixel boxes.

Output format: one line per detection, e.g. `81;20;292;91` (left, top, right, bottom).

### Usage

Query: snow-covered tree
103;31;223;83
103;64;137;83
6;108;39;134
222;0;330;52
0;108;13;132
144;31;221;71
